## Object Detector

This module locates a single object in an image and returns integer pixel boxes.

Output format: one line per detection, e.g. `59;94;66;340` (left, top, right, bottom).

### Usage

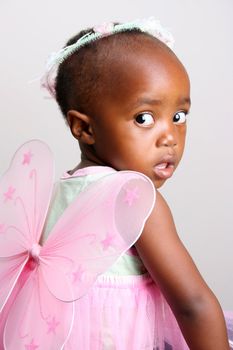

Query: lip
153;154;177;180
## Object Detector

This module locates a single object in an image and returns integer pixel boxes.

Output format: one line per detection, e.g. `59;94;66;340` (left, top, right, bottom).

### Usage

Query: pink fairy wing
0;140;54;334
0;255;28;313
0;140;54;251
41;171;155;302
3;266;74;350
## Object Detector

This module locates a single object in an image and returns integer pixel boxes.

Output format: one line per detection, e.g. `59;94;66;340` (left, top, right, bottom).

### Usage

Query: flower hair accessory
41;17;174;98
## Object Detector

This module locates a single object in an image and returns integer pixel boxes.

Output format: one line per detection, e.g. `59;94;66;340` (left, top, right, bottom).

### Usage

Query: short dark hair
55;28;165;118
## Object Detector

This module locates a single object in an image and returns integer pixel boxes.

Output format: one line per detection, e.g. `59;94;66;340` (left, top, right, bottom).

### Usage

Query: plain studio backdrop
0;0;232;309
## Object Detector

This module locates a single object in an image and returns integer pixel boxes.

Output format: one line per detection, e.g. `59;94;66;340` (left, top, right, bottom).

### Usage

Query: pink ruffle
65;274;188;349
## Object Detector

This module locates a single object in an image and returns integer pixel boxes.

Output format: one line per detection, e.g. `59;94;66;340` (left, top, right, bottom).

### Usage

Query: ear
67;110;95;145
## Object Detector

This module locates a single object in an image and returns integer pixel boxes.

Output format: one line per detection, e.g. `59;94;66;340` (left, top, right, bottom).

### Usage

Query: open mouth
153;162;175;179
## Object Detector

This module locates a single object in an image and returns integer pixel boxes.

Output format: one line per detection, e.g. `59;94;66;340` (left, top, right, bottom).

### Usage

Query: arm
135;191;229;350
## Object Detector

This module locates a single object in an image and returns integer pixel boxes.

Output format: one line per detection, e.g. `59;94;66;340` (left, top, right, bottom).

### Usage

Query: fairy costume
0;140;189;349
43;164;190;350
0;140;233;349
0;140;155;349
42;165;233;349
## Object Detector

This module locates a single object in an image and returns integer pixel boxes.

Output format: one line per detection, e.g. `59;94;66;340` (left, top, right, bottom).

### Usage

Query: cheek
178;127;187;157
92;128;126;165
178;124;186;142
182;126;187;144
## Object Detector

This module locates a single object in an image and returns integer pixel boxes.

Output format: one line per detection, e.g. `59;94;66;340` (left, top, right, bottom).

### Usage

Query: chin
154;179;167;189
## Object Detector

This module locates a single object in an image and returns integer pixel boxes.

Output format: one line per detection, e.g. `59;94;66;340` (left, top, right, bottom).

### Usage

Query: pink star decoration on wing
72;265;85;284
101;232;115;251
22;151;33;165
123;186;140;206
3;186;15;202
25;338;39;350
47;316;60;335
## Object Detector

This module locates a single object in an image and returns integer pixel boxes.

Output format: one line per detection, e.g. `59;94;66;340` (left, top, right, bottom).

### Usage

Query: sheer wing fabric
0;140;155;349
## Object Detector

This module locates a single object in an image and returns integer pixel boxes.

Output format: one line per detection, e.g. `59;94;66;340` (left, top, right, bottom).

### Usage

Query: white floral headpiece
41;17;174;98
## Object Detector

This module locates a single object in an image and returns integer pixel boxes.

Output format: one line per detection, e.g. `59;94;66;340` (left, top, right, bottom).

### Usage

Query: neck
68;149;107;175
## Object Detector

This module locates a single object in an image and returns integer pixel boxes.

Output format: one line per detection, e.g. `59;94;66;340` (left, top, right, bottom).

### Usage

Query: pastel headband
41;17;174;98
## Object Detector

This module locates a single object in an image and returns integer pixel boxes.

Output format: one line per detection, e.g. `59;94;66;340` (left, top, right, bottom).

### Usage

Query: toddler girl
41;18;233;349
1;18;233;350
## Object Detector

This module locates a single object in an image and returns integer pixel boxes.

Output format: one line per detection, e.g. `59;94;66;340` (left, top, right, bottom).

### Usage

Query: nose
156;122;177;148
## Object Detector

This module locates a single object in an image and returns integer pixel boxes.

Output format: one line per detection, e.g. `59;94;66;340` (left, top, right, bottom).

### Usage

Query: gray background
0;0;232;308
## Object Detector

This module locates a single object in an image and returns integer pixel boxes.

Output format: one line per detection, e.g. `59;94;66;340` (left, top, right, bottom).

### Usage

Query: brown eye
135;113;154;127
173;111;187;124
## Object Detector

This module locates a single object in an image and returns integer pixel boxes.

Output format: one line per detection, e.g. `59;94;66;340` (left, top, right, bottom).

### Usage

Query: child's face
89;44;191;188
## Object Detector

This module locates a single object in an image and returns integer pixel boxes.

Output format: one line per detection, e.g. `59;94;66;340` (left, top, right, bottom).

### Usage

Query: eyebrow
130;96;191;109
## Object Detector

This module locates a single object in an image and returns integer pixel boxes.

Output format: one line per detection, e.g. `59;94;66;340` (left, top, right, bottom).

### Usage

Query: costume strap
41;17;174;98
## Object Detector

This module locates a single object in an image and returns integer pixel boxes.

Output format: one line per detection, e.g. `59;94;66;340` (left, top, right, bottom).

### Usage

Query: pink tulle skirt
66;274;189;349
1;272;233;349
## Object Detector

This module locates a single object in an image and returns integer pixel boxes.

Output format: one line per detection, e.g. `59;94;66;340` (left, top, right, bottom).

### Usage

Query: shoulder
142;190;175;236
135;190;179;277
